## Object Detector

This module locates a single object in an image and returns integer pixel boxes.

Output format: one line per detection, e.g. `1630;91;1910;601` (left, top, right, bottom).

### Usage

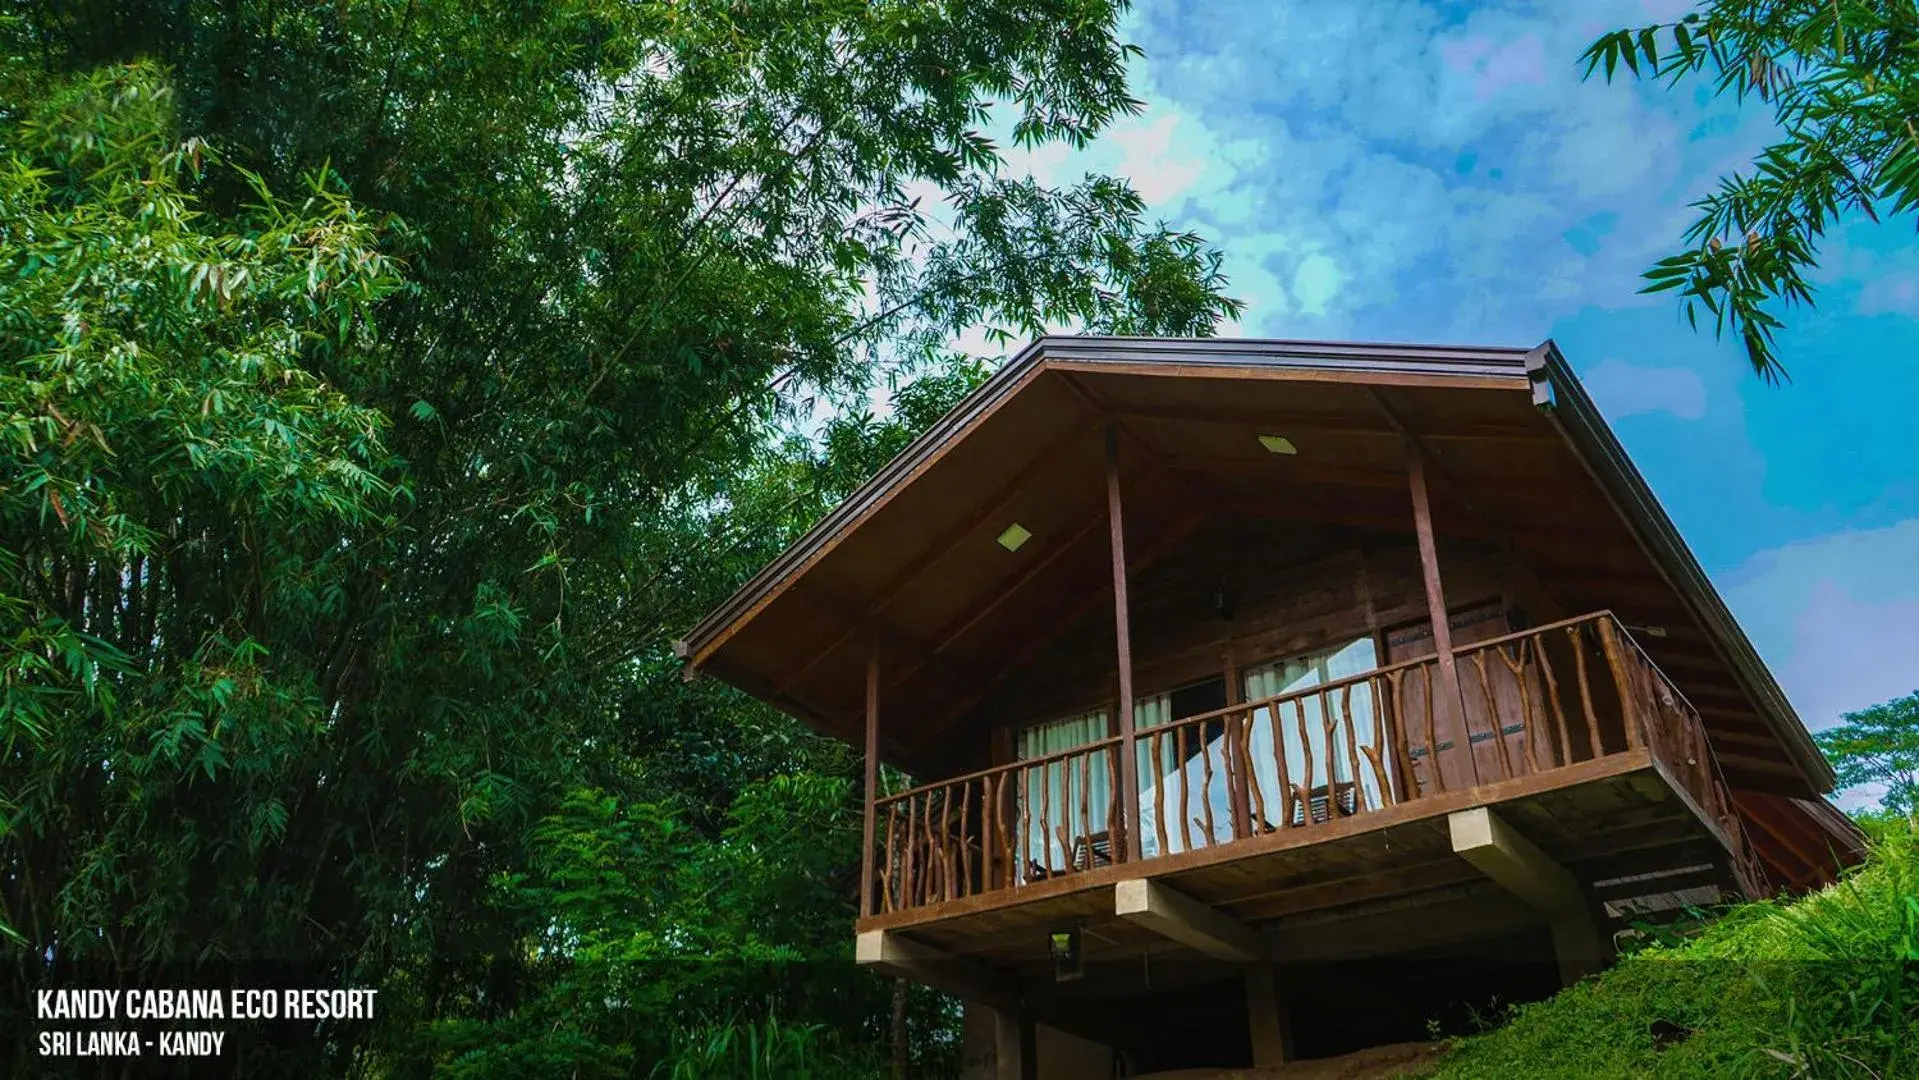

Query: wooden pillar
860;640;880;917
1107;425;1143;862
1245;962;1293;1066
1406;442;1480;789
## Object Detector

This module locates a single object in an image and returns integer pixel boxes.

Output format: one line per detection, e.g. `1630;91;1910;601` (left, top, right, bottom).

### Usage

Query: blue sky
970;0;1916;804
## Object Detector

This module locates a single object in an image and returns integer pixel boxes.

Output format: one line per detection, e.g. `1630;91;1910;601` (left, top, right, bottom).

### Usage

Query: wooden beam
1640;650;1741;674
860;641;880;918
1260;882;1536;963
1710;729;1791;751
1106;400;1558;443
1372;388;1500;532
919;510;1203;743
884;503;1107;694
810;593;982;695
1064;369;1217;551
1449;807;1583;913
1113;878;1266;962
1407;442;1480;789
856;930;1021;1009
773;417;1095;694
1157;456;1419;489
1107;423;1143;863
1449;807;1604;984
1593;864;1725;903
1208;492;1498;541
1696;705;1775;728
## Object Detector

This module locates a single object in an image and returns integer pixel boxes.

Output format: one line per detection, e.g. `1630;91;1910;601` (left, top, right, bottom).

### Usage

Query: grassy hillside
1425;817;1918;1079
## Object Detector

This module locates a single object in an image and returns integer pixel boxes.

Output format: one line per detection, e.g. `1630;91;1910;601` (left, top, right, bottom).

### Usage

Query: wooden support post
1406;442;1481;789
857;931;1022;1010
1244;962;1293;1067
1114;878;1266;962
1107;425;1143;862
861;641;880;917
1448;808;1605;984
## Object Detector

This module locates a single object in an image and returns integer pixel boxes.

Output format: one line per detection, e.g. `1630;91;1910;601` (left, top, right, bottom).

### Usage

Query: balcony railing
867;611;1766;916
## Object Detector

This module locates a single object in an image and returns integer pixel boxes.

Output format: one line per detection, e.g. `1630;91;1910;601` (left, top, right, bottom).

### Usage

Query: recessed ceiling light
1257;434;1298;455
997;523;1032;552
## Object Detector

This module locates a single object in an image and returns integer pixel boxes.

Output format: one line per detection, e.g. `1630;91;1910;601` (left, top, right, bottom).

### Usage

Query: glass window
1243;636;1386;825
1016;709;1113;877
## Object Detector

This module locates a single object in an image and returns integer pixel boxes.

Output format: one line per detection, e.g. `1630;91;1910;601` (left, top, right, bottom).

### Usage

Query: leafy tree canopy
0;1;1239;1075
1584;0;1919;381
1815;691;1919;816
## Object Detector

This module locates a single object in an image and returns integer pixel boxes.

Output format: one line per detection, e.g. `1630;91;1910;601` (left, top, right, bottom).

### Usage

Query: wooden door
1384;604;1539;793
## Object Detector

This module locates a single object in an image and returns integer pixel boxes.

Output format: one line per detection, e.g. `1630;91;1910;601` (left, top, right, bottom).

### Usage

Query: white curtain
1016;709;1110;874
1136;692;1231;857
1132;692;1178;793
1243;636;1384;824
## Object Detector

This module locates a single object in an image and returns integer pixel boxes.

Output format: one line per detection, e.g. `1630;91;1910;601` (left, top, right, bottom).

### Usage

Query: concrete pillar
959;1002;997;1080
998;1007;1036;1080
1245;962;1293;1066
1550;905;1610;986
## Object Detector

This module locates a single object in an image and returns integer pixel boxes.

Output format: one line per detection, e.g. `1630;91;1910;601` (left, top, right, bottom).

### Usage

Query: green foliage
1815;691;1919;816
1583;0;1919;381
0;61;402;963
1423;818;1919;1079
1;0;1240;1073
653;1016;888;1080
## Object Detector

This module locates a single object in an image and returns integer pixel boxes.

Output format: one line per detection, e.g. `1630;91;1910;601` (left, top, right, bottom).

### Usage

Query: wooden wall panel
944;517;1535;763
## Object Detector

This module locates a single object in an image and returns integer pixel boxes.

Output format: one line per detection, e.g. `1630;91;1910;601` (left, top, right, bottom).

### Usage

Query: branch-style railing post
867;613;1775;915
1593;614;1644;751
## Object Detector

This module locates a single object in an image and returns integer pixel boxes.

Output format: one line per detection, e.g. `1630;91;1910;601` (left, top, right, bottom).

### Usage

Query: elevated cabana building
678;337;1864;1077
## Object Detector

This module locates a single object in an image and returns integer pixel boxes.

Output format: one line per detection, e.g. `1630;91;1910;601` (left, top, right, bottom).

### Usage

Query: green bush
652;1016;887;1080
1427;818;1919;1079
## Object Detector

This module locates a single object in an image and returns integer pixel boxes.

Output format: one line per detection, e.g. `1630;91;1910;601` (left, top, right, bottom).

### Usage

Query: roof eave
1524;340;1834;793
679;335;1536;667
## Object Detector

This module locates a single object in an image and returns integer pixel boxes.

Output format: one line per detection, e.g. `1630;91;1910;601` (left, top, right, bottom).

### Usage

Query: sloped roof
678;336;1833;797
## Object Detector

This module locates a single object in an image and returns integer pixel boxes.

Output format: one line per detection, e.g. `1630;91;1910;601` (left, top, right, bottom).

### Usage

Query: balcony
861;611;1766;933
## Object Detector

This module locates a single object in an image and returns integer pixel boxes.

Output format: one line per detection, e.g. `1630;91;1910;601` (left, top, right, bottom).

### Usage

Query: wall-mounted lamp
1049;922;1083;982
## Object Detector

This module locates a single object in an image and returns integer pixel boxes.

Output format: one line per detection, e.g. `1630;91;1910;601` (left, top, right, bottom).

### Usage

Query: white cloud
1091;0;1785;342
1582;359;1709;419
1109;112;1211;205
1719;520;1919;733
1291;252;1342;315
1856;274;1919;317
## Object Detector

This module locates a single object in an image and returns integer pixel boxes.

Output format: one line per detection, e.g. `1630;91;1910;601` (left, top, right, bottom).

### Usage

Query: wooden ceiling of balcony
680;338;1828;800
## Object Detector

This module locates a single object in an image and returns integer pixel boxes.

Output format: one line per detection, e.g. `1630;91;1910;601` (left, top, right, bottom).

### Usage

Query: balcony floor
856;747;1745;978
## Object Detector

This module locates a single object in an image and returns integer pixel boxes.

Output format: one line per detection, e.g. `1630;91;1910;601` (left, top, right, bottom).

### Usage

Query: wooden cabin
677;337;1865;1078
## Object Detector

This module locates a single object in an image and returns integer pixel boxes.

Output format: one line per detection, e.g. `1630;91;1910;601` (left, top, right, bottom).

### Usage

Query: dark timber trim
860;640;880;918
1107;424;1143;862
1523;342;1830;791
